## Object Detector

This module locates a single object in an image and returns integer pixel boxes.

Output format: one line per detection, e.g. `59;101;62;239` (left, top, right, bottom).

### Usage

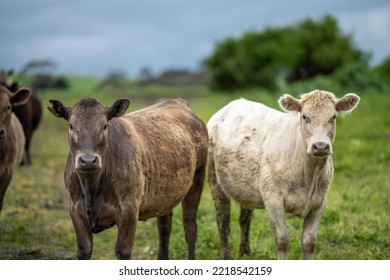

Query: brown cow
0;86;31;213
47;97;208;260
0;69;42;165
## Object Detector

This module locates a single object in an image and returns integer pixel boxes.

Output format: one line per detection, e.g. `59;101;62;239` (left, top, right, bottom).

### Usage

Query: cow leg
69;207;93;260
239;207;253;257
22;126;33;165
265;197;290;260
301;201;326;260
115;205;139;260
182;166;205;260
157;212;173;260
208;155;231;259
24;138;32;165
0;174;12;213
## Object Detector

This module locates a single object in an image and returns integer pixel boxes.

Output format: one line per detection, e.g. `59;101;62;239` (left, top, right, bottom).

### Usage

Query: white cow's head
278;90;360;158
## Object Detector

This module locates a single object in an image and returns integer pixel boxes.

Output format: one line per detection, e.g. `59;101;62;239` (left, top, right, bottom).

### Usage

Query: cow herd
0;70;360;260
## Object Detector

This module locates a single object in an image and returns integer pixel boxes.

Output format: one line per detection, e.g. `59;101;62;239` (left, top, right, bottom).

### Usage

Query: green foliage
286;15;369;82
374;56;390;85
281;62;389;94
204;14;369;91
0;79;389;259
204;28;291;91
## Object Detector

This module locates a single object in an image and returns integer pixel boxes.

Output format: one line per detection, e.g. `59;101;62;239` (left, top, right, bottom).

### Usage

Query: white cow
207;89;360;259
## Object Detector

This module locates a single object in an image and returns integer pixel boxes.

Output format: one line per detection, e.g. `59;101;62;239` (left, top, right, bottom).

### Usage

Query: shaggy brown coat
48;97;208;260
0;86;31;213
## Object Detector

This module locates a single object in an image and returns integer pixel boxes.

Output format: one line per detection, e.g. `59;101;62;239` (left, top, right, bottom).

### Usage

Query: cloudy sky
1;0;389;77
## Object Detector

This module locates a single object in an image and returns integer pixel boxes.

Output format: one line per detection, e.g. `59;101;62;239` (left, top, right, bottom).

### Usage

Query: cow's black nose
311;142;330;156
0;129;5;140
78;155;100;169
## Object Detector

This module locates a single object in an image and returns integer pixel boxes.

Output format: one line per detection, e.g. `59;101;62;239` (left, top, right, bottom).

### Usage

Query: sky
1;0;389;77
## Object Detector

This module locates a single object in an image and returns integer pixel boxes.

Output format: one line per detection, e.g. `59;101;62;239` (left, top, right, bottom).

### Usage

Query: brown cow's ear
48;99;69;120
278;94;301;112
336;93;360;114
108;98;130;120
10;87;31;106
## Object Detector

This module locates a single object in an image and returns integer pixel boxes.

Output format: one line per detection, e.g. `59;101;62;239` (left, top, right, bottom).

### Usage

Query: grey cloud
1;0;389;76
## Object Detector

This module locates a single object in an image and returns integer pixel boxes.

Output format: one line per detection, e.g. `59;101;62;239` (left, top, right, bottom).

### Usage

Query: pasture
0;76;389;259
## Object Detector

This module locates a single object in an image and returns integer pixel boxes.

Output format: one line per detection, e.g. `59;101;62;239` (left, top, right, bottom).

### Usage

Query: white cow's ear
336;93;360;114
278;94;301;112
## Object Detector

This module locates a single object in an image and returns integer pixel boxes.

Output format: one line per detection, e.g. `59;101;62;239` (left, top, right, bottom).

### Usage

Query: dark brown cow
0;86;31;213
47;97;208;260
0;69;42;165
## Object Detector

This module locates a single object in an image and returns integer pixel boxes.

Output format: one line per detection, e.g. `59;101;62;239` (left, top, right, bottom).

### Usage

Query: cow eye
103;124;108;131
7;105;11;111
329;114;336;123
302;114;311;123
68;123;74;131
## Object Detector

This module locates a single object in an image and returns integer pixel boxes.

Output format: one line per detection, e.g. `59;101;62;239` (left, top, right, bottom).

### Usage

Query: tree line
204;14;389;92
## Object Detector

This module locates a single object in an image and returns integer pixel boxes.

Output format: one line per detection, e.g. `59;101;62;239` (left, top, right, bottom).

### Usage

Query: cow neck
76;171;102;226
302;155;328;217
0;141;6;164
0;137;14;170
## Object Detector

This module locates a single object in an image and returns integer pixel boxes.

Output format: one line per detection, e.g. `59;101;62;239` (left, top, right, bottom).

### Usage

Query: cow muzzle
76;154;102;172
310;142;332;157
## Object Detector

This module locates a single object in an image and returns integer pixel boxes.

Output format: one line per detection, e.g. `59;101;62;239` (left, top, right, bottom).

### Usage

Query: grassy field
0;77;389;260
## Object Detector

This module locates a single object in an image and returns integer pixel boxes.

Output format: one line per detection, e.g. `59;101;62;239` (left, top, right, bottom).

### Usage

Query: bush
51;77;69;89
31;74;70;89
281;62;389;94
204;15;369;92
374;56;390;85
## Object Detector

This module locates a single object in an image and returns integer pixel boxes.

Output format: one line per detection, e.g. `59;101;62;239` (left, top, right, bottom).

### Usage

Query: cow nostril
0;129;4;139
324;144;330;153
79;157;85;165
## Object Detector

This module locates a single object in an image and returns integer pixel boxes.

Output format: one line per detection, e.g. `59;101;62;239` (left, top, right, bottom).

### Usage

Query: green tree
374;55;390;85
287;15;369;82
204;15;369;91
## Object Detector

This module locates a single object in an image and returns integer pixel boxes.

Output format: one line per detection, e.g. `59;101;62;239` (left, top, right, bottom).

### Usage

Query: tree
19;59;57;76
95;70;129;90
286;15;369;82
374;55;390;85
204;15;369;91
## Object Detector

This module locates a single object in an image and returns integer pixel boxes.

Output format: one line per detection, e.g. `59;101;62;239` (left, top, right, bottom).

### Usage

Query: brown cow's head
47;98;130;173
278;90;360;158
0;86;31;141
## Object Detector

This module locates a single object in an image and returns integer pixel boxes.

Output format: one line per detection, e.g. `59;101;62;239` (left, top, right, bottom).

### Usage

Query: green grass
0;77;389;259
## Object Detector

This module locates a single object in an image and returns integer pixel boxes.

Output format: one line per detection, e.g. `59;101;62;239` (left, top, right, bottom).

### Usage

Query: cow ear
108;98;130;120
48;99;69;120
278;94;301;112
9;82;19;92
10;87;31;106
336;93;360;114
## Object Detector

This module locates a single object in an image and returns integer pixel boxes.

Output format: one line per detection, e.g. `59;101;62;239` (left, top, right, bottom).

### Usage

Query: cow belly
215;157;264;209
138;176;194;220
